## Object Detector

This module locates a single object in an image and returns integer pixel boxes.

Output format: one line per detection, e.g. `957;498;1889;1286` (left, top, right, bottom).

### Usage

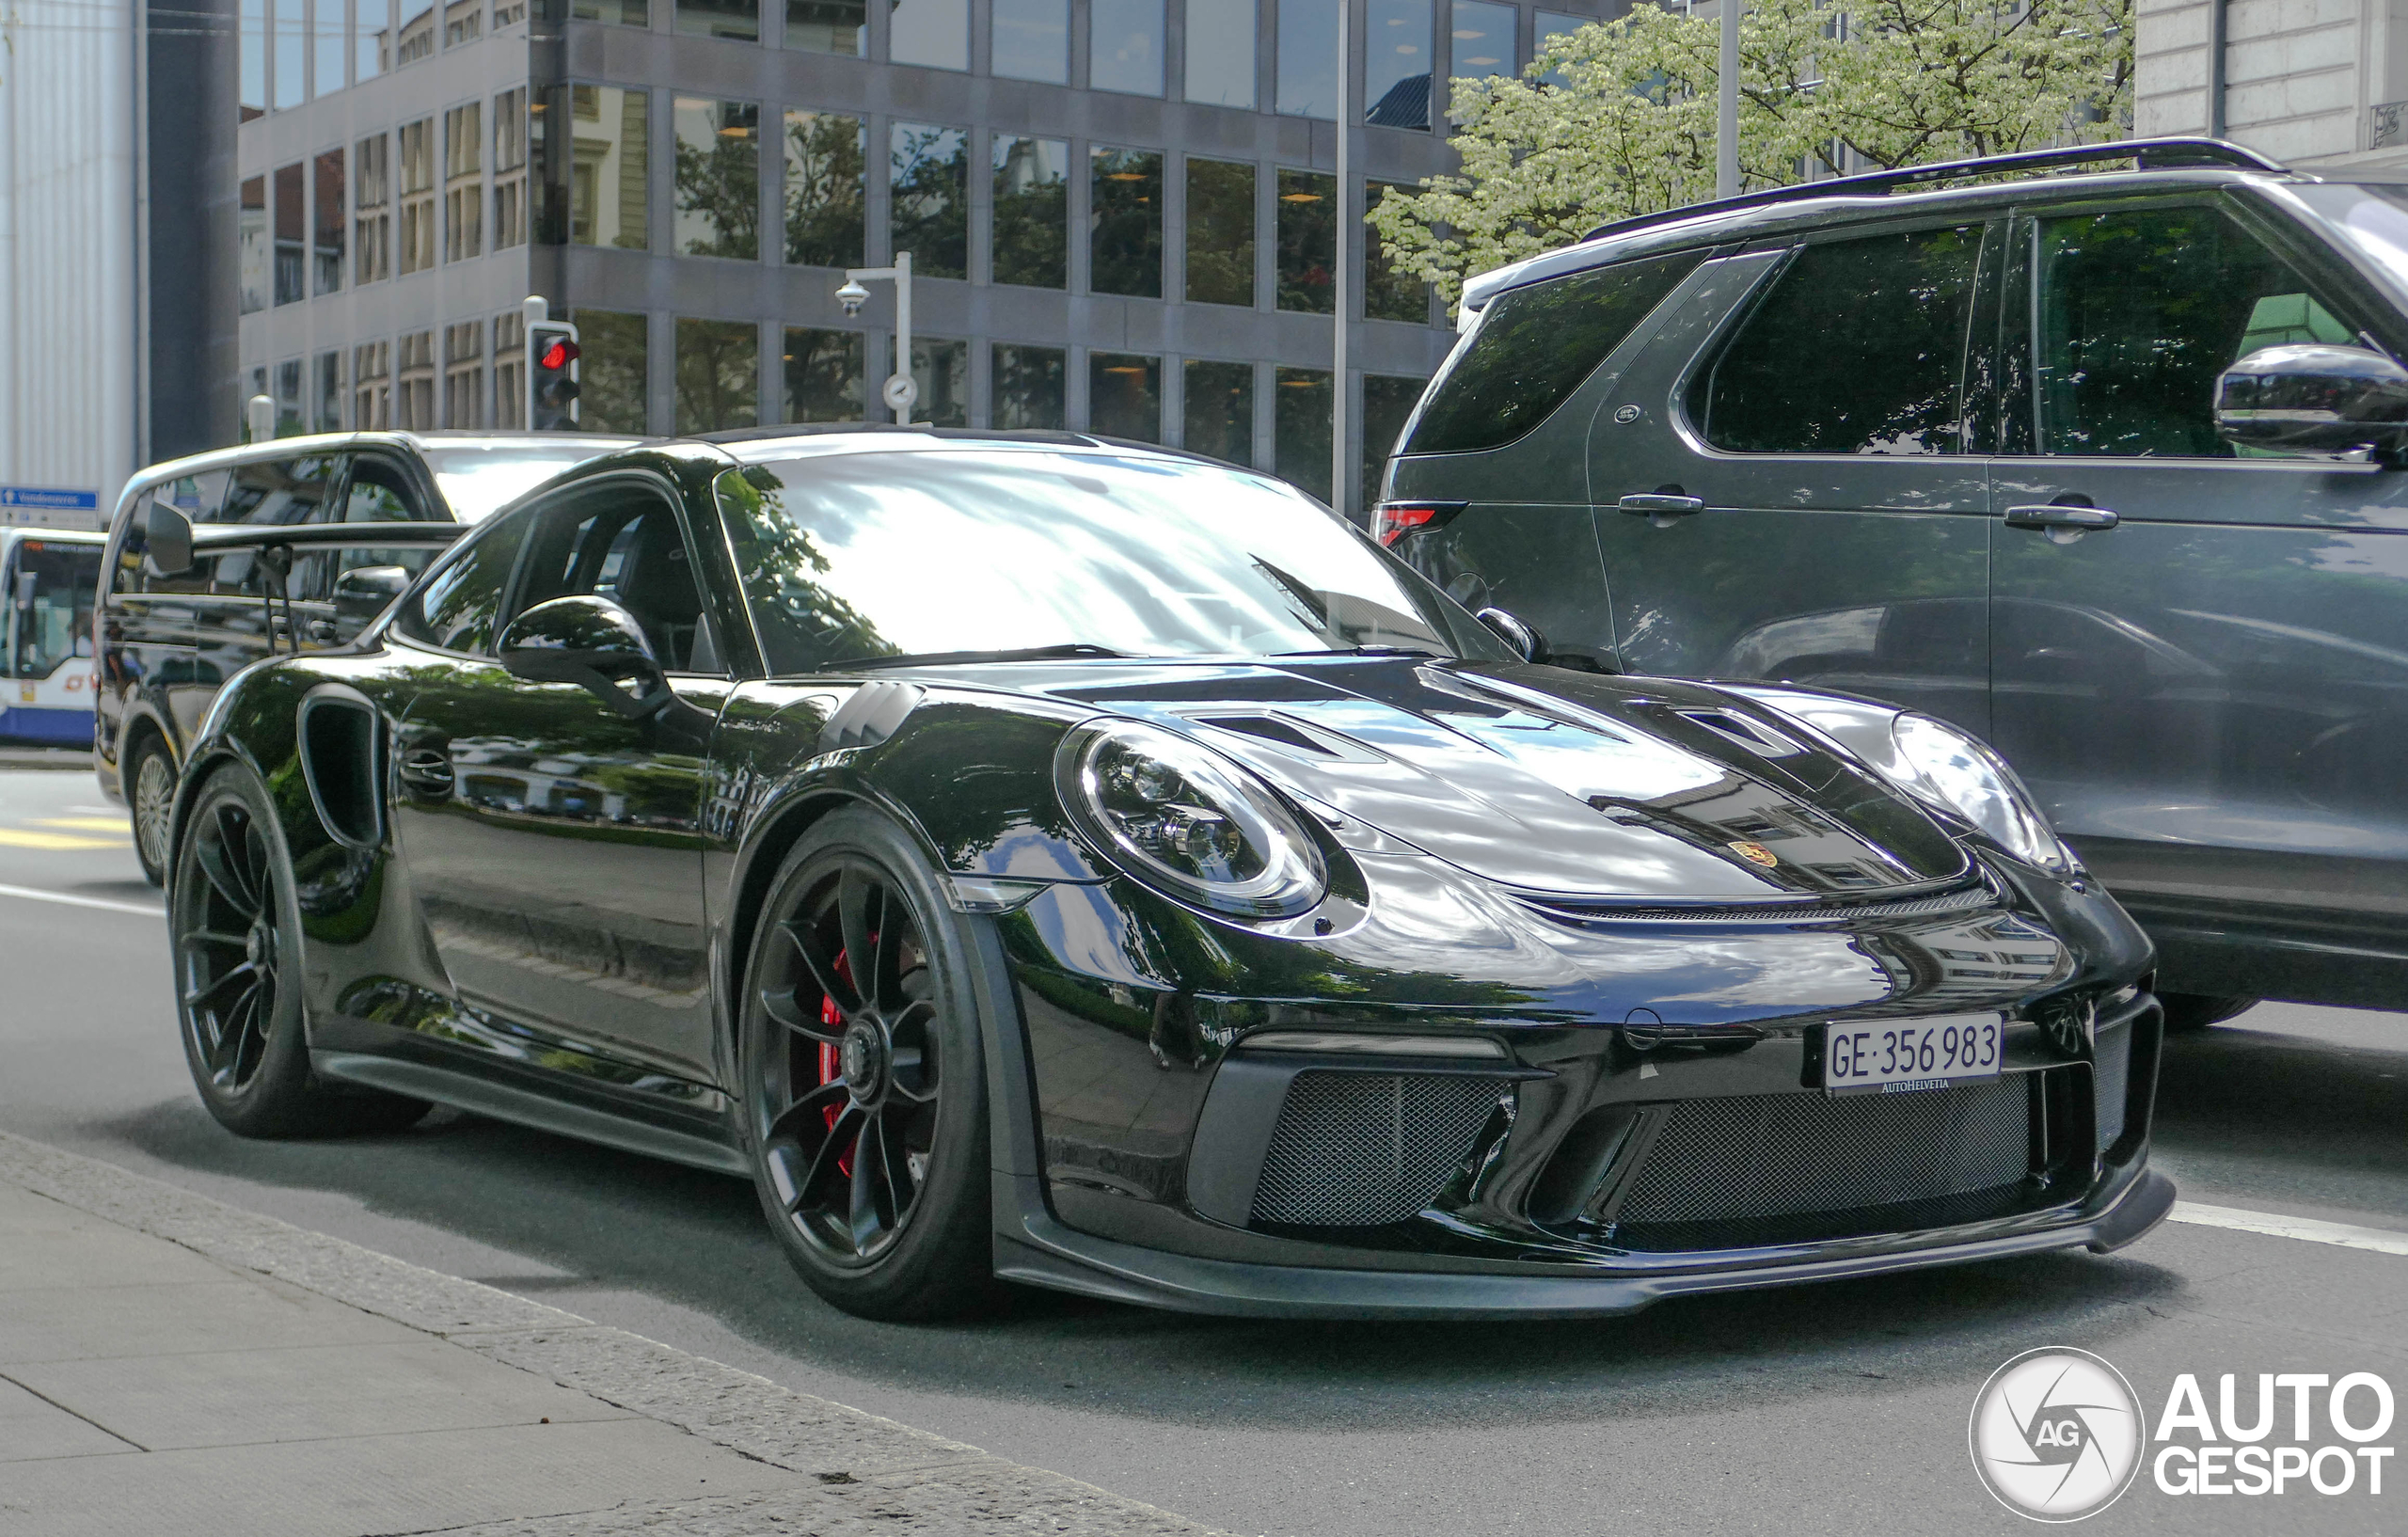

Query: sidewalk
0;1132;1228;1537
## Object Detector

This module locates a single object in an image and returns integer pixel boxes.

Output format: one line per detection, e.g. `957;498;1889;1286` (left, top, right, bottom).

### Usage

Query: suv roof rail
1579;136;2290;244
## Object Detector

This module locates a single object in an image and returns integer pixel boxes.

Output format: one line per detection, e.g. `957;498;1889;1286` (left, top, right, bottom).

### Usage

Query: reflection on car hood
1038;658;1969;903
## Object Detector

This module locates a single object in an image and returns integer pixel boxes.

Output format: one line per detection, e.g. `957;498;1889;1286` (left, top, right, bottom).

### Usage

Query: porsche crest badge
1727;840;1779;868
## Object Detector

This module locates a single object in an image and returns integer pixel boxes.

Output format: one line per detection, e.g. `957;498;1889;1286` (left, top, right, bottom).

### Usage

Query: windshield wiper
810;642;1139;673
1271;645;1439;658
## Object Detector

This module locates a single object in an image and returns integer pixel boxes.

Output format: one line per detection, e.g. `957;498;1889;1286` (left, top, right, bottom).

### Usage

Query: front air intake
2094;1019;2132;1153
1248;1071;1506;1228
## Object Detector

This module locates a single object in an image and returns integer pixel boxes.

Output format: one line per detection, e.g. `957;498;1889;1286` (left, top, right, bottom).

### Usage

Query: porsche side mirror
2214;343;2408;457
333;565;412;634
498;594;672;719
145;503;194;578
1476;606;1549;664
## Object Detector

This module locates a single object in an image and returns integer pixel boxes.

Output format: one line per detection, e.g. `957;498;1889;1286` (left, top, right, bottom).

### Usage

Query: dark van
99;431;637;881
1381;137;2408;1024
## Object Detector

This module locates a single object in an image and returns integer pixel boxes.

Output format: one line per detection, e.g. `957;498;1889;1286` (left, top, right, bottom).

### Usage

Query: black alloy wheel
130;737;176;886
743;808;993;1319
171;764;428;1137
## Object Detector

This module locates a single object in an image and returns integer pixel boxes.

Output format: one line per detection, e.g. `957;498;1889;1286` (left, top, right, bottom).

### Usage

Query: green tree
1370;0;2132;304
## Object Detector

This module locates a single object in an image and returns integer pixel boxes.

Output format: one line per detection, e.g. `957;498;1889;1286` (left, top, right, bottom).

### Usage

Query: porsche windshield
715;448;1506;673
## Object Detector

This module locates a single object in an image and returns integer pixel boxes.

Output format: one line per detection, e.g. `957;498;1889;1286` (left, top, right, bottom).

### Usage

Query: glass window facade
784;326;865;420
992;135;1069;290
397;117;435;271
445;102;483;261
1183;0;1254;107
787;0;864;52
993;344;1066;428
891;123;969;279
1089;352;1162;440
676;317;759;432
1184;157;1254;307
571;0;648;21
678;0;757;39
241;0;265;119
570;85;650;250
493;88;529;249
1365;180;1427;322
1362;373;1424;503
316;351;344;432
1535;9;1584;86
911;339;970;427
1275;0;1337;119
1276;168;1335;313
313;149;345;295
1365;0;1432;128
992;0;1068;83
1183;359;1253;467
889;0;968;70
354;135;389;282
1275;366;1332;501
1089;0;1163;94
273;161;306;305
356;0;387;83
578;309;651;432
1090;147;1162;298
274;0;305;107
312;0;343;97
784;110;865;268
396;0;433;64
239;175;268;314
675;97;762;260
1450;0;1514;80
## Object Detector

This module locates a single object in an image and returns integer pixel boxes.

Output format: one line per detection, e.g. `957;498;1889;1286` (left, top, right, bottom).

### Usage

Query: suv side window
1402;249;1704;455
2023;204;2360;458
1691;223;1982;456
395;509;533;656
217;454;341;524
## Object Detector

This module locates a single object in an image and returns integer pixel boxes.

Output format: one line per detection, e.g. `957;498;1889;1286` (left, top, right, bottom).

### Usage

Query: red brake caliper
820;948;856;1176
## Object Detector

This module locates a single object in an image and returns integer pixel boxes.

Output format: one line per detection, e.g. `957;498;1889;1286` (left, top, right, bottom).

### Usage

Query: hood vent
1674;709;1802;758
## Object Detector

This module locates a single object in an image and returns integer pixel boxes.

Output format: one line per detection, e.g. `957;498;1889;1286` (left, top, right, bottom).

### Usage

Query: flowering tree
1369;0;2133;304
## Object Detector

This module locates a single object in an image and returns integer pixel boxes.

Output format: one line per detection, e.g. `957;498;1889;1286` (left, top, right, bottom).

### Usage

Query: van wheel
171;762;430;1137
2161;993;2258;1032
129;736;176;887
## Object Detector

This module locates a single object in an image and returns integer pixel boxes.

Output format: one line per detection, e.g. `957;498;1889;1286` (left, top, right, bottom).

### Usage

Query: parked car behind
1383;136;2408;1024
99;431;639;881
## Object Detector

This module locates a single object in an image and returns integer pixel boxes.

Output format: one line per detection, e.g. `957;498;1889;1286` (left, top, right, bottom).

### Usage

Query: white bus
2;528;106;747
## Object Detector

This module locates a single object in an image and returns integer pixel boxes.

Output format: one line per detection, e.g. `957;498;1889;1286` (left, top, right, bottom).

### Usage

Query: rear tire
2160;992;2258;1032
128;735;176;887
739;807;996;1321
170;762;431;1138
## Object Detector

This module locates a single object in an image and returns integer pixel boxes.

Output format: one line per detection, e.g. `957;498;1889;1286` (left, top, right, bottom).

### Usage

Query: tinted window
218;454;342;523
2028;206;2356;458
396;512;531;655
1695;225;1980;455
713;450;1510;673
1404;250;1703;455
514;488;721;673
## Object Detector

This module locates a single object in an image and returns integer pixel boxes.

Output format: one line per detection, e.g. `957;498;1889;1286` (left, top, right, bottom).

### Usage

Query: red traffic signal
538;338;578;372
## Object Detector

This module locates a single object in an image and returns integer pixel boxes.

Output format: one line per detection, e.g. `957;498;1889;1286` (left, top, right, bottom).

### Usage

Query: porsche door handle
1617;493;1705;517
2004;504;2119;531
397;747;454;799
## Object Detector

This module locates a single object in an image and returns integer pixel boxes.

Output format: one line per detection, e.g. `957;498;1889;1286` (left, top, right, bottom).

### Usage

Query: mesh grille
1616;1078;2033;1230
2095;1022;2131;1153
1249;1072;1506;1228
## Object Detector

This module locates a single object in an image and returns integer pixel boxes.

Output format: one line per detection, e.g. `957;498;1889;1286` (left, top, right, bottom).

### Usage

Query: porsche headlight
1061;721;1327;917
1890;713;2071;870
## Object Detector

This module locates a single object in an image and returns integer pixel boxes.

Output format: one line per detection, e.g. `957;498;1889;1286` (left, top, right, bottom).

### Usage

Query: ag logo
1726;840;1779;868
1970;1348;2145;1522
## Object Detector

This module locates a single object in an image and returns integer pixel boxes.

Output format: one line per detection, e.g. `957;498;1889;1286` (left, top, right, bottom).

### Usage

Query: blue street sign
0;486;100;511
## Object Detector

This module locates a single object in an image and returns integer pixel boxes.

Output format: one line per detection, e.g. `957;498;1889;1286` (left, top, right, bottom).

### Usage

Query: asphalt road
3;765;2403;1536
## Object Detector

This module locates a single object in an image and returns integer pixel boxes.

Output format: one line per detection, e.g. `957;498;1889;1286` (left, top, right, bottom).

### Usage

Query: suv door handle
1618;492;1705;517
2004;503;2119;531
397;745;454;799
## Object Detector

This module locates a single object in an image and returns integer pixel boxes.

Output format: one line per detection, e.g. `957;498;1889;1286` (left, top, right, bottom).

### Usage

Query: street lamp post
835;251;918;423
1333;0;1352;520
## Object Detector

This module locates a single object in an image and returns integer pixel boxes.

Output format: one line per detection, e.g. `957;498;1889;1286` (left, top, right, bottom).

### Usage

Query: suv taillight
1373;500;1467;547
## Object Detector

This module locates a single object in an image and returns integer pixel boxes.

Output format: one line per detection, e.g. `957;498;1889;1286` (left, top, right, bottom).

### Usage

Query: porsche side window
395;513;531;655
2027;206;2360;458
513;489;722;673
1402;249;1703;456
1692;224;1980;455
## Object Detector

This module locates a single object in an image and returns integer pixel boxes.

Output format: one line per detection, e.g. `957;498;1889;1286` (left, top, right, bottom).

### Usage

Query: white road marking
0;882;163;918
2170;1200;2408;1257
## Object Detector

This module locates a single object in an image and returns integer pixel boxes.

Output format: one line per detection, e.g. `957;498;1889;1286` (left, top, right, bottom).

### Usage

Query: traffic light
528;320;581;429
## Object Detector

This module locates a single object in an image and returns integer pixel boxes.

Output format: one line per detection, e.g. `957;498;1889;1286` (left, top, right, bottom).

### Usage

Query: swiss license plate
1821;1013;2004;1095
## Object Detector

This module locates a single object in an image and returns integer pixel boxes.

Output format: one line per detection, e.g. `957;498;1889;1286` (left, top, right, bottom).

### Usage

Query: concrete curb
0;1130;1234;1537
0;749;90;771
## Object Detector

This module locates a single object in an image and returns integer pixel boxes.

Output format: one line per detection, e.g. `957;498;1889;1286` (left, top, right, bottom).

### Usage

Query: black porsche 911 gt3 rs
164;426;2174;1320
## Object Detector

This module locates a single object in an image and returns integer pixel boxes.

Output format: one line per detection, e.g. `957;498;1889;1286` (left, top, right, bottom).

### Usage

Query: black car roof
687;422;1254;474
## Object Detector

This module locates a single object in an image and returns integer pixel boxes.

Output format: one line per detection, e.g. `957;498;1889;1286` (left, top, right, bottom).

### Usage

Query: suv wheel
129;736;176;887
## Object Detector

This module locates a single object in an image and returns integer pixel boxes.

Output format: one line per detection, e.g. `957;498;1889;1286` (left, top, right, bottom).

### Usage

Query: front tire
170;762;429;1138
129;735;176;887
2161;992;2258;1032
740;807;995;1321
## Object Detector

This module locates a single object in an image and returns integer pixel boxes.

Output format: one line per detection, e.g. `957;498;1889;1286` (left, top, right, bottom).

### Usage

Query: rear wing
148;512;467;654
